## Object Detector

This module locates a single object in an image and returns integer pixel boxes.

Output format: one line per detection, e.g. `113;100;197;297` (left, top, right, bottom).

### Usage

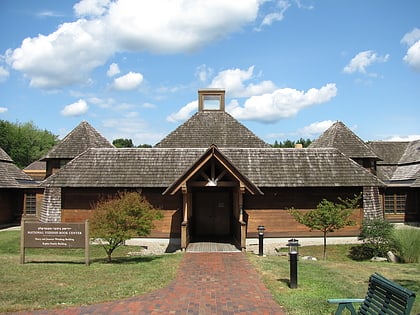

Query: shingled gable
155;110;270;148
310;121;379;159
163;144;263;196
0;147;33;188
369;140;420;186
42;121;114;160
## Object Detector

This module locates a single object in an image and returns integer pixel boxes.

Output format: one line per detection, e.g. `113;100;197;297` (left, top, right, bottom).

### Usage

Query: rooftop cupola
198;88;225;111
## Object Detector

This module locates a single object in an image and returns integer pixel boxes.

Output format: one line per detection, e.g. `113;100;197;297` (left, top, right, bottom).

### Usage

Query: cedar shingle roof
155;111;270;148
0;147;33;188
368;140;420;186
42;147;383;188
310;121;379;159
42;121;114;160
367;141;409;164
0;147;13;162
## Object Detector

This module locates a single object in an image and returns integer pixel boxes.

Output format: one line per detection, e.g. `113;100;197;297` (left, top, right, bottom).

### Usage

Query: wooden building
368;140;420;223
0;147;39;224
310;122;420;224
40;89;385;250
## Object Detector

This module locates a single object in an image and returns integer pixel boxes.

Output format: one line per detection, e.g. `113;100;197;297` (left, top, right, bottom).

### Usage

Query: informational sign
24;222;86;248
20;220;89;265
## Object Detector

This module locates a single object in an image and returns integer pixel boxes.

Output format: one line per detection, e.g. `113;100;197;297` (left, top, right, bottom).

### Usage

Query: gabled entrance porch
163;145;263;251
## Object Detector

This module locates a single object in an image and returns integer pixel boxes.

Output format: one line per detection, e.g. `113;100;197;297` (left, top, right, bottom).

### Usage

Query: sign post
21;220;89;266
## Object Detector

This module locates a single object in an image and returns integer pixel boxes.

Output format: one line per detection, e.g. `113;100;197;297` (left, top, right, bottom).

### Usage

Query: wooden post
85;220;90;266
181;185;188;250
20;219;25;264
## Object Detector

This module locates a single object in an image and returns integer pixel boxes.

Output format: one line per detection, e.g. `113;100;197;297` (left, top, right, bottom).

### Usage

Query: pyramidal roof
0;147;13;162
0;146;33;188
42;121;114;160
155;110;270;148
309;121;379;159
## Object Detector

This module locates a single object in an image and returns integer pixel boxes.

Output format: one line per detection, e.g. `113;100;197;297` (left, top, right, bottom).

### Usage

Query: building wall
244;187;363;237
60;187;182;238
0;190;14;224
0;189;23;224
53;186;366;238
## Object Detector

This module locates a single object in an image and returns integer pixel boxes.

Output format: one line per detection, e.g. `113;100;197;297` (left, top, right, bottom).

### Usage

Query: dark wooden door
193;191;231;237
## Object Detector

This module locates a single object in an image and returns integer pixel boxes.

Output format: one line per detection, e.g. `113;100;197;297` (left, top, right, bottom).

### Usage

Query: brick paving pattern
9;253;286;315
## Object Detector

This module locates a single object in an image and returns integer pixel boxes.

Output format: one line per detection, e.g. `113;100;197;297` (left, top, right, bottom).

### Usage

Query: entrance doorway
192;190;232;239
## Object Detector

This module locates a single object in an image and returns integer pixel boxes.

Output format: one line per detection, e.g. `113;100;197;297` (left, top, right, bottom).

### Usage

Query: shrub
349;218;396;260
393;227;420;263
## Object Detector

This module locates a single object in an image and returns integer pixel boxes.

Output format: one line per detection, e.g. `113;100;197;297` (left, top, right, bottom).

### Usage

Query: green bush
393;228;420;263
349;218;396;260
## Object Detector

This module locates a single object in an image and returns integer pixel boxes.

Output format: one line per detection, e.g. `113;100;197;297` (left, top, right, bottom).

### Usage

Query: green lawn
0;230;183;313
1;230;419;314
248;244;420;315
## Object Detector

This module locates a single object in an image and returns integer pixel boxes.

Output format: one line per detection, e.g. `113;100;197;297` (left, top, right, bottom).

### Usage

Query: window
384;193;406;214
25;193;37;216
203;95;222;110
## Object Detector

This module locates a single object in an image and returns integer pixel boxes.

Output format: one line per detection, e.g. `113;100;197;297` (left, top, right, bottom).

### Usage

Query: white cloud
143;102;156;109
112;72;143;90
107;1;259;53
343;50;389;75
228;83;337;123
167;83;337;124
209;66;277;97
385;135;420;141
401;28;420;46
6;19;115;88
167;100;198;122
61;99;89;116
257;0;291;30
297;120;335;137
74;0;111;17
195;64;214;83
401;28;420;72
6;0;265;89
0;66;9;82
107;63;120;77
0;107;8;113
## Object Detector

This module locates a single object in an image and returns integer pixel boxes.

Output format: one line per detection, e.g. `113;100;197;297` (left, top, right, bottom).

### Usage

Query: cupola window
198;89;225;111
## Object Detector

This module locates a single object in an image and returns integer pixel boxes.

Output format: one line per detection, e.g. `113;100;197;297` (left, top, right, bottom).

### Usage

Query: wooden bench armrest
327;299;364;315
328;299;365;304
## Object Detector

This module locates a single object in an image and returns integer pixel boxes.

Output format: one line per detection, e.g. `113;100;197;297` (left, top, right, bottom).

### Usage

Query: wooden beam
189;181;238;187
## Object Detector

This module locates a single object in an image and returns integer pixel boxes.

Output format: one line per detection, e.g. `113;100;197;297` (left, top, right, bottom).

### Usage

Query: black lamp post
257;225;265;256
287;238;300;289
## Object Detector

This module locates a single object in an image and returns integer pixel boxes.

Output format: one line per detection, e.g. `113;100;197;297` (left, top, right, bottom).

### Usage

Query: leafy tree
90;191;163;262
0;120;58;168
290;194;361;260
272;138;312;148
137;144;152;148
112;138;134;148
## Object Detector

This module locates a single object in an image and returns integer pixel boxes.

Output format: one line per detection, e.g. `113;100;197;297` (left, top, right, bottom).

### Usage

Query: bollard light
257;225;265;256
286;238;300;289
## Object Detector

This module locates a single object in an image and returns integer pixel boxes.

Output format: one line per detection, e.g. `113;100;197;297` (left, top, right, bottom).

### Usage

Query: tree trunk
323;231;327;260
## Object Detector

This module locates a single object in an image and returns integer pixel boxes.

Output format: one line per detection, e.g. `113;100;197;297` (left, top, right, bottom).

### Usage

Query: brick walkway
10;253;286;315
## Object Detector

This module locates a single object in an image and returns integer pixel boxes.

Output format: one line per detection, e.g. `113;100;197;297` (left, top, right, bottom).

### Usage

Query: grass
248;244;420;315
393;227;420;263
1;230;419;314
0;230;183;313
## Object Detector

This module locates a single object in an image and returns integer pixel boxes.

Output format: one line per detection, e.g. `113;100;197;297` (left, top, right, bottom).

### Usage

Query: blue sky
0;0;419;146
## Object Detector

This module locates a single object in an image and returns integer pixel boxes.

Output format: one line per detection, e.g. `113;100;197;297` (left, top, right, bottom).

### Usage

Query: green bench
328;273;416;315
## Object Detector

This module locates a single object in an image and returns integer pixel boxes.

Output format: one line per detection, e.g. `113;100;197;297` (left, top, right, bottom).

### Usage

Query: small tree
90;191;163;262
290;194;361;260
